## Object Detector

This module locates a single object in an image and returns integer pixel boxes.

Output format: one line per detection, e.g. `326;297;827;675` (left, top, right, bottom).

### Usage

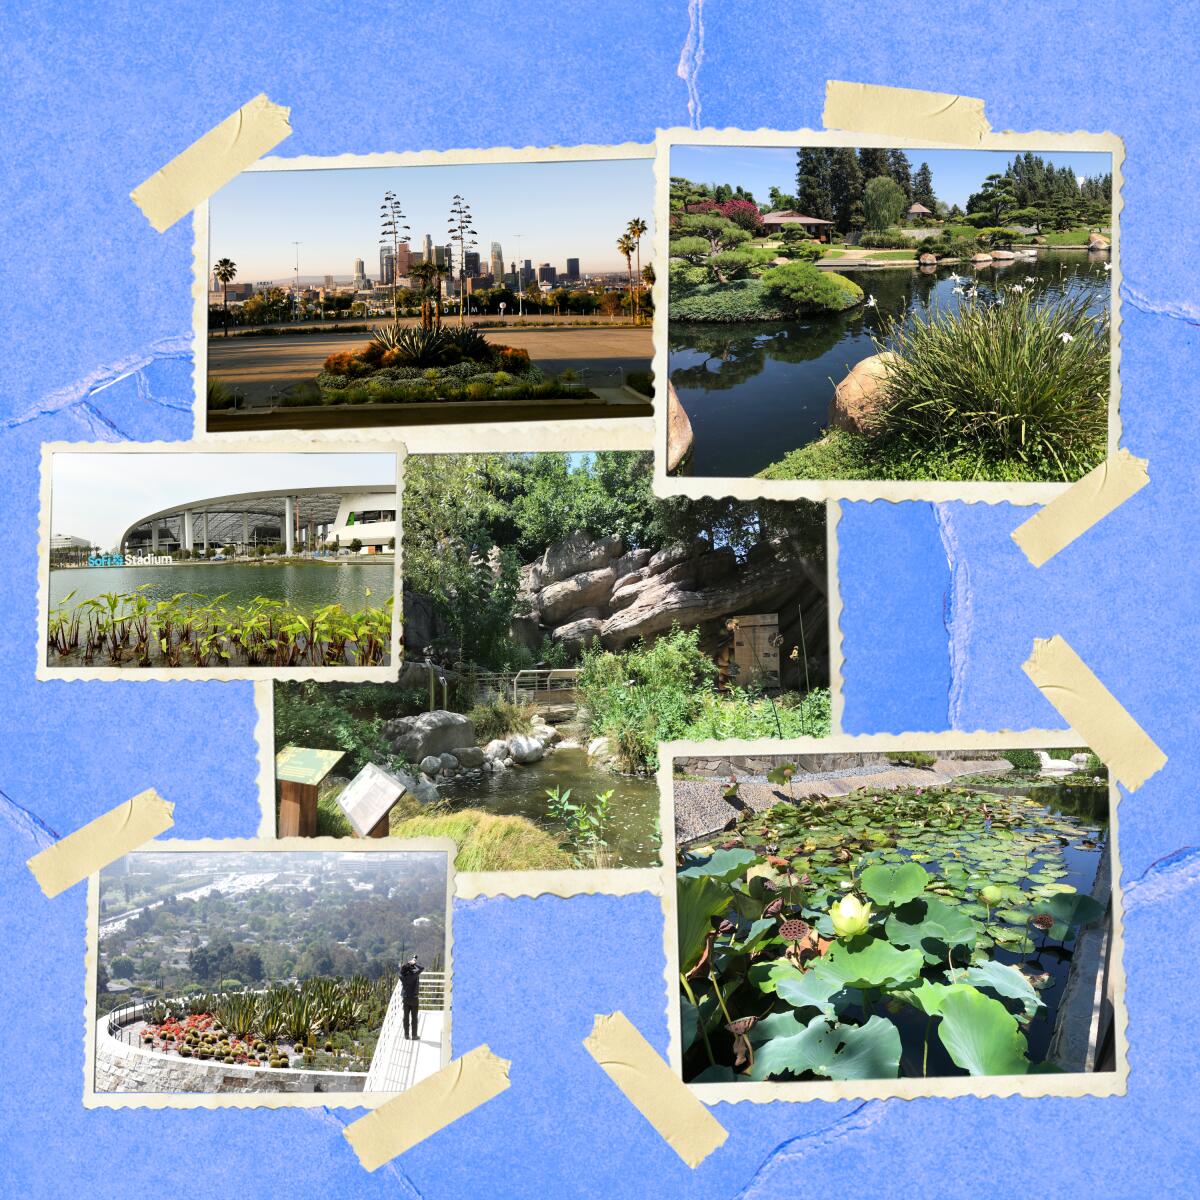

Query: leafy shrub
206;380;241;410
322;350;365;375
858;230;916;249
670;279;790;322
876;290;1109;480
669;236;712;263
494;346;532;372
443;326;492;362
760;262;862;313
371;325;452;366
625;370;654;398
779;240;823;263
709;249;756;279
669;259;710;293
887;751;936;768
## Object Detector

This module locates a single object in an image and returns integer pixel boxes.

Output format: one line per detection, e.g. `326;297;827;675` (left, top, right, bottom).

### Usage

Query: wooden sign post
275;746;345;837
336;762;407;838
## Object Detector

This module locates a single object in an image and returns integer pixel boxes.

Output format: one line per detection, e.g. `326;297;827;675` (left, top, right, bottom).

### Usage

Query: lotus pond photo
665;143;1114;483
672;748;1119;1085
92;847;450;1097
272;450;831;872
45;450;398;671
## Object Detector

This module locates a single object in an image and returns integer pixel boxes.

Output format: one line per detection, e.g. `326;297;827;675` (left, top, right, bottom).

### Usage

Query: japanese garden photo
91;847;451;1099
272;451;830;872
204;155;655;431
665;143;1114;483
672;748;1119;1087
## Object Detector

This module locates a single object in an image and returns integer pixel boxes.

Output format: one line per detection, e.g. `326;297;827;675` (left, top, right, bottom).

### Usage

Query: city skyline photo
209;156;655;283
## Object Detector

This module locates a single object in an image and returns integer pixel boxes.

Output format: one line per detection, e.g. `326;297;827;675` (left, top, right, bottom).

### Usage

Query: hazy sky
52;452;396;549
671;145;1113;210
209;158;655;282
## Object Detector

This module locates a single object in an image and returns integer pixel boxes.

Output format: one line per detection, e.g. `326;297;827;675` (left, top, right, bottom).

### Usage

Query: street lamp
514;232;524;317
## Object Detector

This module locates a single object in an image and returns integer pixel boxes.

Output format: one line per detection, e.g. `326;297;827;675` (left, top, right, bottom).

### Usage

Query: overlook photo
664;141;1115;484
203;153;655;431
271;450;830;872
88;846;451;1102
41;447;400;677
671;748;1120;1092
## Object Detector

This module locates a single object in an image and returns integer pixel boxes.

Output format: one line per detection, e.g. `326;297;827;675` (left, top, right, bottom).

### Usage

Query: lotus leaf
963;960;1044;1022
859;862;930;905
821;937;924;989
936;986;1031;1076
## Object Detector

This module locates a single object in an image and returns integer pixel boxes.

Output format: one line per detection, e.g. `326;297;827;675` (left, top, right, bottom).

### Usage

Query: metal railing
511;668;580;702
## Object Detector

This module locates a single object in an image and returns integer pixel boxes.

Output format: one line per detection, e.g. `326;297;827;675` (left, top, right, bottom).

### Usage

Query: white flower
952;286;964;295
864;295;877;308
1011;284;1025;293
1103;262;1113;272
1024;276;1036;283
1059;332;1074;344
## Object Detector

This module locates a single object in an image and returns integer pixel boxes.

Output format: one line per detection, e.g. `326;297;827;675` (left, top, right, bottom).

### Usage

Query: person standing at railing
399;954;424;1041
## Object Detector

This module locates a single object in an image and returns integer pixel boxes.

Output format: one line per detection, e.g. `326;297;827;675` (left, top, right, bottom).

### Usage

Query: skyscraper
565;257;580;281
537;263;557;285
379;246;395;285
490;241;504;282
464;250;481;277
352;257;366;289
422;233;433;262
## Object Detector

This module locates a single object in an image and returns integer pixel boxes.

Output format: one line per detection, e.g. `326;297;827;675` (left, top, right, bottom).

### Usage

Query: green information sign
275;745;345;786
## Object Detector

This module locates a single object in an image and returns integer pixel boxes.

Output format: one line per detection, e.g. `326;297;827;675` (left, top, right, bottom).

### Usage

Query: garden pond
677;774;1109;1082
50;560;394;611
439;746;661;869
669;250;1112;477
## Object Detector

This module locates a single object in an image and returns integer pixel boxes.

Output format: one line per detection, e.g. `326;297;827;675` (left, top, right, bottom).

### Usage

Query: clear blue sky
671;145;1113;210
210;158;654;282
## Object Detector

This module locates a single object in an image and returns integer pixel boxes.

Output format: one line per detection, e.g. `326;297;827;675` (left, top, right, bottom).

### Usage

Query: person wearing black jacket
399;954;424;1040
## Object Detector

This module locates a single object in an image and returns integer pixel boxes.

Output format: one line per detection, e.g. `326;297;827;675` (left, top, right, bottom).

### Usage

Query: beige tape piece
823;80;990;144
343;1046;511;1171
584;1012;728;1167
1012;450;1149;567
1023;636;1166;791
131;94;292;232
27;789;174;898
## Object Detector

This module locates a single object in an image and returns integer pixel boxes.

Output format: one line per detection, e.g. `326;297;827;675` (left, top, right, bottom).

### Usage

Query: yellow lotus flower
830;894;873;939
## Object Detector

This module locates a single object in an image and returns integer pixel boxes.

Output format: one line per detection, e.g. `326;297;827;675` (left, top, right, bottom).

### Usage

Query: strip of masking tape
584;1013;728;1167
27;789;174;898
1023;636;1166;791
130;94;292;232
823;80;990;144
343;1046;511;1171
1012;450;1149;567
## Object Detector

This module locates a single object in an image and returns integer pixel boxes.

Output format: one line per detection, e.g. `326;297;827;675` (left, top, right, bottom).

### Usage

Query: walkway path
674;757;1013;845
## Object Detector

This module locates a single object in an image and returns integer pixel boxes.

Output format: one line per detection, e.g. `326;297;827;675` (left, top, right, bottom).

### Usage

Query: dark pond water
49;561;394;612
669;250;1112;477
440;747;661;869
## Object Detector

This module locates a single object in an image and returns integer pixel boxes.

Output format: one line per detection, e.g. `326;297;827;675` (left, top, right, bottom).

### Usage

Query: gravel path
673;758;1012;846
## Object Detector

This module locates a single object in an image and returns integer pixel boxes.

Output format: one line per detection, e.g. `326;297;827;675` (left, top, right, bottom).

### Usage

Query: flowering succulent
829;894;873;939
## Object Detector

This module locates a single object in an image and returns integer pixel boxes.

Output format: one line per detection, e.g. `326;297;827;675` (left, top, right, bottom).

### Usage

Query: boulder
613;547;653;579
508;734;545;765
648;540;705;575
455;746;485;768
484;738;509;760
587;736;618;769
972;252;993;263
918;253;938;265
410;778;440;804
537;566;617;624
666;381;695;474
530;532;622;590
419;755;442;776
438;752;459;771
508;613;543;652
551;614;605;655
1087;232;1110;249
535;723;563;746
990;249;1015;260
388;710;476;760
829;352;899;436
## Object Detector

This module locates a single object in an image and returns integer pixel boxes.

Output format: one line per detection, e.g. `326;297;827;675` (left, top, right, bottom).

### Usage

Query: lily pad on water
773;964;849;1018
937;985;1031;1076
747;1012;838;1081
859;862;930;905
679;847;759;883
821;937;925;990
1034;891;1105;941
826;1016;903;1080
884;895;979;960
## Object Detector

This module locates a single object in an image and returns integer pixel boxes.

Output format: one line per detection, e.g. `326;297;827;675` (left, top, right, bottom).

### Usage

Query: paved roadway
208;327;653;405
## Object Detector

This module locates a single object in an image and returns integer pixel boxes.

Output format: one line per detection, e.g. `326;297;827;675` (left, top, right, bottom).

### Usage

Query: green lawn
1038;227;1108;246
860;250;919;261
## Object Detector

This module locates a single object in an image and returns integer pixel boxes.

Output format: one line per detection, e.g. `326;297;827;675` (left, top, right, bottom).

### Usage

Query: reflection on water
440;747;661;868
48;561;395;612
670;251;1111;477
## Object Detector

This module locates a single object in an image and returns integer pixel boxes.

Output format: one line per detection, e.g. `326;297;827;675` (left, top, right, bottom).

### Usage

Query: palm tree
523;280;541;316
626;218;648;323
410;260;447;331
213;258;237;336
617;233;636;323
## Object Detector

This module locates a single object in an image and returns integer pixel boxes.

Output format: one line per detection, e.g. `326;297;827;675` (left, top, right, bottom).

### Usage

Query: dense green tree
857;147;890;180
887;149;913;201
828;147;865;232
794;148;833;220
912;161;936;211
968;173;1020;224
863;175;907;231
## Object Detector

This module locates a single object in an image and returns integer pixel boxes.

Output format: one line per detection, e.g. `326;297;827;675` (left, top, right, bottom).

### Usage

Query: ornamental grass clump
874;289;1109;480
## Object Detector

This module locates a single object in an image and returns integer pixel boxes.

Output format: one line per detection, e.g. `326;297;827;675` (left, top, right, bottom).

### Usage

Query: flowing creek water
439;747;661;868
669;250;1112;477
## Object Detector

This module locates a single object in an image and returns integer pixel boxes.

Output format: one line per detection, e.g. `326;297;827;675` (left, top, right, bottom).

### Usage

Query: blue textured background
2;3;1196;1196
